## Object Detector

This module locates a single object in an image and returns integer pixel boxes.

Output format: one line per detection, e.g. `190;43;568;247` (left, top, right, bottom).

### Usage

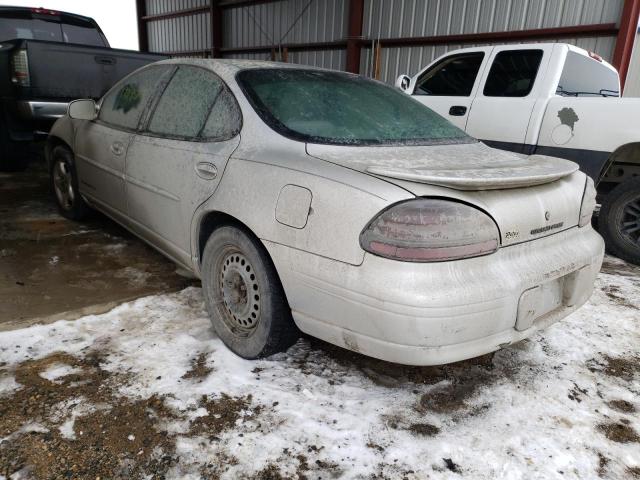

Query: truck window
556;50;619;97
99;66;172;131
415;52;485;96
0;15;62;42
483;50;543;97
61;20;106;47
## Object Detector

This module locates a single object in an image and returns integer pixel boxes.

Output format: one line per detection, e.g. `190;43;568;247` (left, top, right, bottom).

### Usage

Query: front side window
99;66;170;130
237;69;472;146
415;52;485;96
147;66;239;140
483;50;543;97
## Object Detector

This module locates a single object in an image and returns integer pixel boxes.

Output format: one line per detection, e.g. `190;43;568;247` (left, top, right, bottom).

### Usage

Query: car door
410;49;489;129
73;64;173;216
124;65;242;267
465;45;552;149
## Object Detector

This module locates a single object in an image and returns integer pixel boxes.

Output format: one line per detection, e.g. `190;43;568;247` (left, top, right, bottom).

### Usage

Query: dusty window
148;66;224;139
99;66;168;130
238;69;472;146
415;52;485;96
483;50;543;97
201;88;242;140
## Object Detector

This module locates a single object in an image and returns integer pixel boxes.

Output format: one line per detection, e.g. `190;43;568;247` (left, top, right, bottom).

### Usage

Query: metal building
136;0;640;93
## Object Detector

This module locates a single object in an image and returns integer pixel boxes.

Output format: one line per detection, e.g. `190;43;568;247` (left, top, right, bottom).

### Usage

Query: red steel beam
346;0;365;73
135;0;148;52
612;0;640;91
211;0;223;58
374;23;619;48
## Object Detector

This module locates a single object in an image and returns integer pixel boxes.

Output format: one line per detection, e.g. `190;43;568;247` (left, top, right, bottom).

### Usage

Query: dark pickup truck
0;6;167;170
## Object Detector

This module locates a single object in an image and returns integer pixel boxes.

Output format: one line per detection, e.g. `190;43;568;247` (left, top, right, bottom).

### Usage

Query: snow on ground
0;256;639;479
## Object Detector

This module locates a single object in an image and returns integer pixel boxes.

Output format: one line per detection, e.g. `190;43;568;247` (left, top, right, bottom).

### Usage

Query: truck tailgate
24;40;166;100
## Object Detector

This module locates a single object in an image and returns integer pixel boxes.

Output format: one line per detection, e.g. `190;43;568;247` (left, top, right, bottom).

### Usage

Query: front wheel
49;145;90;221
201;225;299;359
600;177;640;265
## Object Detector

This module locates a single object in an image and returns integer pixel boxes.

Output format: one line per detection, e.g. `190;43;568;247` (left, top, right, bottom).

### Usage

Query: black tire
600;177;640;265
201;225;299;359
49;145;90;221
0;113;28;172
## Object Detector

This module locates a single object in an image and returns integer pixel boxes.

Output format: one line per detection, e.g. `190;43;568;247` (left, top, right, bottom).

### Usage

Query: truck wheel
49;145;90;221
0;115;28;172
600;177;640;265
201;225;299;359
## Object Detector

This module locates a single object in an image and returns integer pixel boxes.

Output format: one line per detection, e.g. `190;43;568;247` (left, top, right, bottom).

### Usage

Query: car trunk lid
306;141;584;247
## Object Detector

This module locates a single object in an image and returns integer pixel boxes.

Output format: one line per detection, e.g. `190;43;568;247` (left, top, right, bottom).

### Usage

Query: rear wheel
600;177;640;265
201;225;299;359
49;145;90;221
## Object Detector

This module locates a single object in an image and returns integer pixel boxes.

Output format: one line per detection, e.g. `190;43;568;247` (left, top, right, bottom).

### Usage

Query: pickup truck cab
0;6;166;170
396;43;640;265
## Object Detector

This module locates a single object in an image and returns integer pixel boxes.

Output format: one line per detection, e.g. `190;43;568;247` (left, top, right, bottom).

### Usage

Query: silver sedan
47;59;604;365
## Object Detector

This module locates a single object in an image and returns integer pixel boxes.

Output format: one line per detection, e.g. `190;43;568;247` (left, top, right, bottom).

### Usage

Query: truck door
465;45;551;150
410;49;489;130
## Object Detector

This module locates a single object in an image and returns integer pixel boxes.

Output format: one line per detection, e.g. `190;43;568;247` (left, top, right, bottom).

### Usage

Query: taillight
360;199;500;262
11;49;30;87
579;176;597;227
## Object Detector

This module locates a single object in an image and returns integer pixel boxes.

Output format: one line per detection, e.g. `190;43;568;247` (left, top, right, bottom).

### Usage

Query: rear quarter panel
537;97;640;178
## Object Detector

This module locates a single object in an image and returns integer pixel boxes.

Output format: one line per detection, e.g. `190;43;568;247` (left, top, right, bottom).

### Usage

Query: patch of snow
39;363;82;383
0;375;20;395
114;267;152;288
0;257;639;478
48;255;60;266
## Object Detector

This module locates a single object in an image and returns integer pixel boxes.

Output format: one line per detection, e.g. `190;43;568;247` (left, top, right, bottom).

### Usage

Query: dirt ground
0;160;192;329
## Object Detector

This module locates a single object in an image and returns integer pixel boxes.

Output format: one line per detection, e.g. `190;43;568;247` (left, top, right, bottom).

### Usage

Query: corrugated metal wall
221;0;348;69
360;0;623;83
143;0;627;84
624;30;640;97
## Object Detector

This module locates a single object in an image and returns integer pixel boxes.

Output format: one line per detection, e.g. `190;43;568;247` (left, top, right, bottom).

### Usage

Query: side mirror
68;99;97;121
395;74;412;93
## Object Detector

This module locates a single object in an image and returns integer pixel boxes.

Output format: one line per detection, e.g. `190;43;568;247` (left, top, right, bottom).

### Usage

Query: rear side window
483;50;543;97
148;66;240;141
415;52;485;96
99;66;170;130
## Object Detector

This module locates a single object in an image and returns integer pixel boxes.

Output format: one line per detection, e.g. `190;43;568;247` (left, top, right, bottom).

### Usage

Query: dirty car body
47;59;604;365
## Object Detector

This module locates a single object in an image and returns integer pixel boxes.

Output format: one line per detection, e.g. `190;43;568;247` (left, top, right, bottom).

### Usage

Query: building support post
345;0;364;73
135;0;149;52
210;0;223;58
613;0;640;92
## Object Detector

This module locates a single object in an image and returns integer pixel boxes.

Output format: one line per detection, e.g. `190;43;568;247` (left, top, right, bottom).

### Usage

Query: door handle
449;105;468;116
195;162;218;180
95;55;116;65
110;141;124;156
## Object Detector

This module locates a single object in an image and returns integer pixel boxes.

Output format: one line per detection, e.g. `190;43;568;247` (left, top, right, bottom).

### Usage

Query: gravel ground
0;255;638;480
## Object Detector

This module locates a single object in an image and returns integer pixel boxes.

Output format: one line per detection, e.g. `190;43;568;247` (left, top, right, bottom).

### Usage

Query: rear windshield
0;11;105;46
237;69;473;146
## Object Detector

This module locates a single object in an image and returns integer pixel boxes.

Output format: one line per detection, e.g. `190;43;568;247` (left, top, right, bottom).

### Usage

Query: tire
201;225;299;359
599;177;640;265
0;113;28;172
49;145;90;221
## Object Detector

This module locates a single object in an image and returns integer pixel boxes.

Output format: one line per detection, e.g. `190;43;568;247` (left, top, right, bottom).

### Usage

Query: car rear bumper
264;225;604;365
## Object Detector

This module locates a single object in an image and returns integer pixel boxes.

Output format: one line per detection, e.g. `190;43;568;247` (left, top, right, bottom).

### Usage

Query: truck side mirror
395;74;412;92
68;99;97;121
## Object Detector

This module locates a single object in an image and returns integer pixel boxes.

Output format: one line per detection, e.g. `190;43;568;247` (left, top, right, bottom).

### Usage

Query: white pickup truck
396;43;640;265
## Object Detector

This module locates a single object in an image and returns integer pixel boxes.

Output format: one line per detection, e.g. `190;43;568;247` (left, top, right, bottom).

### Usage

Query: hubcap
620;197;640;246
53;160;75;210
219;251;260;333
